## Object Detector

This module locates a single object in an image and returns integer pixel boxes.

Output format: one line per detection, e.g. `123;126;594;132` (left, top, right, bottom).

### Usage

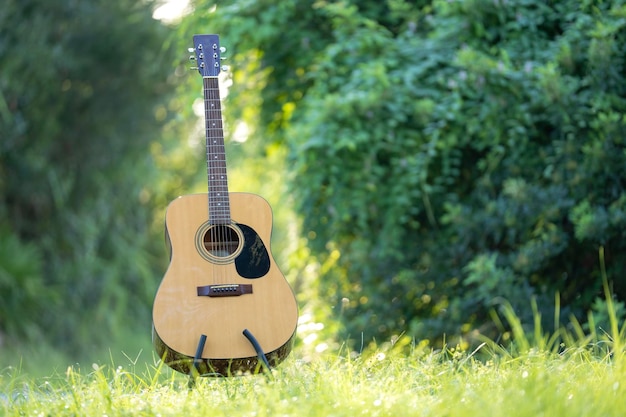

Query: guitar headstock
190;34;225;77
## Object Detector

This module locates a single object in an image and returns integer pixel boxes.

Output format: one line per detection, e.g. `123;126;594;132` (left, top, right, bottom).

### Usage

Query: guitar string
205;75;219;283
214;78;225;280
206;73;229;283
213;76;226;265
204;76;212;281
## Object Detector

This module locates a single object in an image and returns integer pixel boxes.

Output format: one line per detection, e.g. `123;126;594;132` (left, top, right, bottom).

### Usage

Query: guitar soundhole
203;225;241;258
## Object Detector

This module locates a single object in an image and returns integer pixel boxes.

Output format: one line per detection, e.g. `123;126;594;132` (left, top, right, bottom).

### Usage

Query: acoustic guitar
152;34;298;376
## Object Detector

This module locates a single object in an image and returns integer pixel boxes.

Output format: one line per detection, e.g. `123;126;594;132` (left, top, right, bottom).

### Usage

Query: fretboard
203;77;231;224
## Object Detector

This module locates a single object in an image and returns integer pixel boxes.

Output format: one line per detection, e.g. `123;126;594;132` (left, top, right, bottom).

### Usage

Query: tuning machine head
218;47;228;71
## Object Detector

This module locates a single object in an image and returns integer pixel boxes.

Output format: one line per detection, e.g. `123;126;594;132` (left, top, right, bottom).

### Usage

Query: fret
203;77;231;224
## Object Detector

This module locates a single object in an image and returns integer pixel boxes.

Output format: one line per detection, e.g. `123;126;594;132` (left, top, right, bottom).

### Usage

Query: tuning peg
221;65;230;72
220;46;226;53
190;66;198;70
188;47;195;53
189;55;196;61
220;56;227;61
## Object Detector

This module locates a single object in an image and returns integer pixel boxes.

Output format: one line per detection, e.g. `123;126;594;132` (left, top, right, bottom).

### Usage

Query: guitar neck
203;76;231;224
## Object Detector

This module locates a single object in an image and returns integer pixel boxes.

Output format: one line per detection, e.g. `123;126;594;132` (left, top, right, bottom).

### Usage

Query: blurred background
1;0;626;376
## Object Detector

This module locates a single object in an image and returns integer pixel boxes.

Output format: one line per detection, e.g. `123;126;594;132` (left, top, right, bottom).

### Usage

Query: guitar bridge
197;284;253;297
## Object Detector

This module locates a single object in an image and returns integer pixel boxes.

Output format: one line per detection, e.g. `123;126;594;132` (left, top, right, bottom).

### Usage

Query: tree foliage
194;0;626;346
0;0;177;351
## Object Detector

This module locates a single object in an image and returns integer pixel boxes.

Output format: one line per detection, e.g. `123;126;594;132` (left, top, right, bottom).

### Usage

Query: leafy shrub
289;0;626;345
0;0;176;352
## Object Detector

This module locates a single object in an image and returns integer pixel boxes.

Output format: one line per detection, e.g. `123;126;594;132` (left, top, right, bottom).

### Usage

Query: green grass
2;261;624;416
2;333;626;417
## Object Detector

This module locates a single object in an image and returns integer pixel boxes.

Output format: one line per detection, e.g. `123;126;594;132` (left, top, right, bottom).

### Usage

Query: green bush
0;0;176;352
289;0;626;344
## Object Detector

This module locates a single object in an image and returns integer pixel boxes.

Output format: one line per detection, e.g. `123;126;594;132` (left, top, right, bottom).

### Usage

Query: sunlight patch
152;0;193;23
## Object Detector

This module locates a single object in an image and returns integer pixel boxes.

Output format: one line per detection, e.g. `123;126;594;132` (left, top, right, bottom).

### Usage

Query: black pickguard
234;223;270;278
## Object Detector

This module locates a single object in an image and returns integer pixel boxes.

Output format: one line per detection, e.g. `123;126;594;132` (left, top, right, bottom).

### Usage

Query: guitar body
152;192;298;376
